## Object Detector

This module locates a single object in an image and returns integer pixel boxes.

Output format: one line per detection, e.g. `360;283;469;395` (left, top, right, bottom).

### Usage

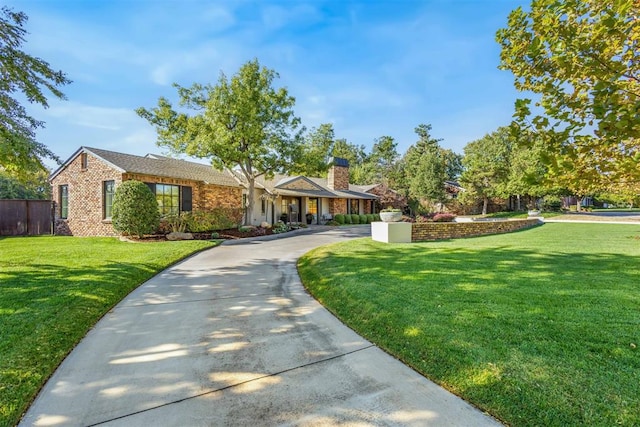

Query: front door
307;198;319;224
281;197;301;223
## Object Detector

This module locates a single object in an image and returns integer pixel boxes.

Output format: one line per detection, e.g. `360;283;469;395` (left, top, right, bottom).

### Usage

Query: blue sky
9;0;526;168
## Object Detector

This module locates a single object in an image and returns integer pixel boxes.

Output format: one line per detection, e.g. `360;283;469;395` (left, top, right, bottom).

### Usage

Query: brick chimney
327;157;349;190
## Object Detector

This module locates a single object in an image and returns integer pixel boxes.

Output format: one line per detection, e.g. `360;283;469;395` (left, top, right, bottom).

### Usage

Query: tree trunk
482;196;488;215
245;176;256;225
576;197;582;212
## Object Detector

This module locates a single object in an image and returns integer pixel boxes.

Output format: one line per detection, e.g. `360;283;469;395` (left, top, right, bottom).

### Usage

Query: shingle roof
51;147;241;188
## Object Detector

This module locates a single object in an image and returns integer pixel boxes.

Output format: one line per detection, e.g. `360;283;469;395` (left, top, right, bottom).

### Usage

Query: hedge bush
112;180;160;238
374;214;381;221
349;214;359;224
344;214;352;224
366;214;375;223
334;214;345;224
359;214;368;224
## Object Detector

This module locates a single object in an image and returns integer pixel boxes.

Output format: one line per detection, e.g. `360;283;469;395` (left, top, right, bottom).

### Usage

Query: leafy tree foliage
460;128;513;215
137;59;302;225
0;169;50;199
291;123;336;177
112;180;160;238
0;7;71;179
331;138;367;168
401;124;460;208
497;0;640;193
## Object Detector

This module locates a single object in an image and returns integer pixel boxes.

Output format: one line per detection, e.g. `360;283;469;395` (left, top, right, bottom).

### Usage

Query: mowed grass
0;236;217;427
298;223;640;426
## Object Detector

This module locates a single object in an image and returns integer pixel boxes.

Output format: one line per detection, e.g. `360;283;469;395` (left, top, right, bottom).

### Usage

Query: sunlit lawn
0;236;217;427
298;223;640;426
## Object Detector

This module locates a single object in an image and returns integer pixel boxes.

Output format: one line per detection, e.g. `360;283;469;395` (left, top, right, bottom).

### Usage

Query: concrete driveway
20;226;500;427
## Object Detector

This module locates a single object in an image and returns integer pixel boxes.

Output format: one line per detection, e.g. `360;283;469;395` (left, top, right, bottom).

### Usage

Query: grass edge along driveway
298;223;640;426
0;236;217;427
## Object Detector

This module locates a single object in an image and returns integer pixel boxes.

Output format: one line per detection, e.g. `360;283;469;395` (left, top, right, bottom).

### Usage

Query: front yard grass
298;223;640;426
0;236;217;427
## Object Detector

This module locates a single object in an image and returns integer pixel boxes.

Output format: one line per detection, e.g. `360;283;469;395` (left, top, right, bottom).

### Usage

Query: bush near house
334;214;345;224
366;214;375;223
112;180;160;238
350;214;360;224
344;214;352;224
359;214;368;224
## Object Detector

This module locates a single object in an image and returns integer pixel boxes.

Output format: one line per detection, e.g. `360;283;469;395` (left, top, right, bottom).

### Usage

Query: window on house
144;183;192;215
59;185;68;219
261;198;266;214
350;199;359;214
80;153;88;170
155;184;180;215
103;180;115;219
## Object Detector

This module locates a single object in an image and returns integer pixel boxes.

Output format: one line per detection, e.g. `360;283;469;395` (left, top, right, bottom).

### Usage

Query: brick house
240;158;379;226
49;147;242;236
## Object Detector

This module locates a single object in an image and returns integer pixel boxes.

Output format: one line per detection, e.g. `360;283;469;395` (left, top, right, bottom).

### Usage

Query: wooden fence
0;200;53;236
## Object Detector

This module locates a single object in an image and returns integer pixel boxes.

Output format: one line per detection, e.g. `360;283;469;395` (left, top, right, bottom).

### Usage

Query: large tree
137;59;303;224
350;135;401;186
0;7;71;179
402;124;459;209
290;123;335;177
497;0;640;193
460;128;513;215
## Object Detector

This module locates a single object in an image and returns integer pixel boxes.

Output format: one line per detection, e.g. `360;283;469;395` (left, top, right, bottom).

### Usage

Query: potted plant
305;213;314;224
379;207;402;222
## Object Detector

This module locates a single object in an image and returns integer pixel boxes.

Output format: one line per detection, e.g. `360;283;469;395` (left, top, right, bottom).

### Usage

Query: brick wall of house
51;152;122;236
327;165;349;190
124;173;242;211
328;198;347;215
411;219;541;241
199;183;242;210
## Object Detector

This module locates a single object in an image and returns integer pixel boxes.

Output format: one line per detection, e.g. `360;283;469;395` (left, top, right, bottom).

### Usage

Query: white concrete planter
379;211;402;222
371;221;412;243
528;210;541;217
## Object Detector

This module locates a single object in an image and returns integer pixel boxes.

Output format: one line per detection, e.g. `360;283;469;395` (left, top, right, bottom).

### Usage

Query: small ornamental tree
112;180;160;238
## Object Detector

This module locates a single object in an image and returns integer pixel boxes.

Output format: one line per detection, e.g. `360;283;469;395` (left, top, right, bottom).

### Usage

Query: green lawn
298;223;640;426
0;236;217;427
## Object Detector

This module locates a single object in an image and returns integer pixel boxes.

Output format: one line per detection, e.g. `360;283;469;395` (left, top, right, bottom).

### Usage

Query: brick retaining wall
411;218;542;241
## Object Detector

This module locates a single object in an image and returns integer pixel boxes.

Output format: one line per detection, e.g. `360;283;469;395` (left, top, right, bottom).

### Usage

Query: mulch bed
126;227;282;242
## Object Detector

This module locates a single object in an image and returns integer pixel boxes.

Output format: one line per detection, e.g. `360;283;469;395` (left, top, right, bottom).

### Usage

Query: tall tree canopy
291;123;335;177
0;7;70;179
401;124;460;208
460;127;513;215
497;0;640;192
137;59;303;224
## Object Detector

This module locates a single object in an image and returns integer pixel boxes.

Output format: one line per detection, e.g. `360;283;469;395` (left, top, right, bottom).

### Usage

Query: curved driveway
21;226;500;426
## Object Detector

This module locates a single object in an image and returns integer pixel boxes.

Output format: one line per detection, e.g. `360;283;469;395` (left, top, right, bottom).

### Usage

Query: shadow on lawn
0;261;159;427
300;243;640;426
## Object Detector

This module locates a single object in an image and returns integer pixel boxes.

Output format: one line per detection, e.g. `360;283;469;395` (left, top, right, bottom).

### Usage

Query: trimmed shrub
373;214;381;221
359;214;368;224
366;214;375;223
272;221;288;234
351;214;360;224
344;214;352;224
112;180;160;238
334;214;345;224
